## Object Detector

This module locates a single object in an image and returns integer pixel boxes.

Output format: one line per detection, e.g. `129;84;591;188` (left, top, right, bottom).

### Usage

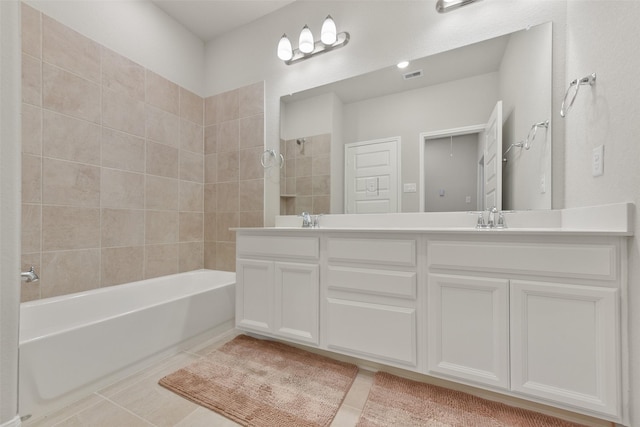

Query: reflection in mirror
280;22;552;214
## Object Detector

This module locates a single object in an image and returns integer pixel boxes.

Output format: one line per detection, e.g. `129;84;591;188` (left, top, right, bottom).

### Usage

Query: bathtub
18;269;235;420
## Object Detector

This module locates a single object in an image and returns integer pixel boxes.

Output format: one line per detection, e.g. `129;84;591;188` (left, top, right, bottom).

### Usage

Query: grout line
99;395;156;426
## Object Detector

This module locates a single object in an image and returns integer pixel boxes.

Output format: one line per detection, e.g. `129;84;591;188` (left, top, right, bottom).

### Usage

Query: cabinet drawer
326;298;416;367
327;237;416;266
327;266;416;299
237;235;319;259
428;241;616;281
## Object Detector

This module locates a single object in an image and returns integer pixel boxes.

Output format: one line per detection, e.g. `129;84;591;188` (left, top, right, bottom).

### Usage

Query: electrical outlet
592;145;604;176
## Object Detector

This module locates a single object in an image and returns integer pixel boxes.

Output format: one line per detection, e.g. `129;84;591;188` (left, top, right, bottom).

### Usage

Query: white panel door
427;274;510;390
345;137;400;214
483;101;502;210
510;280;619;418
274;262;319;344
236;259;274;333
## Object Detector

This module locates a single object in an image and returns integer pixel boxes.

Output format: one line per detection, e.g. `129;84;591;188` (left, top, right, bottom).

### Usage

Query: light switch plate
592;145;604;176
403;183;417;193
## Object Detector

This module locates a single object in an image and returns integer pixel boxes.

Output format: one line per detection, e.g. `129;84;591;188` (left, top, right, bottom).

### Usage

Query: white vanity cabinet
236;233;320;345
426;237;624;420
322;236;419;369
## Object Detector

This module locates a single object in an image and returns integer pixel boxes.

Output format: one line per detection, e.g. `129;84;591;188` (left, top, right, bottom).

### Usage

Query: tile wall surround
280;133;331;215
20;3;264;301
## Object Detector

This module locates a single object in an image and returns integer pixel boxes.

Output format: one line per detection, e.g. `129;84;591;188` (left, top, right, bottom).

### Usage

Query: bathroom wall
20;5;265;298
203;84;265;273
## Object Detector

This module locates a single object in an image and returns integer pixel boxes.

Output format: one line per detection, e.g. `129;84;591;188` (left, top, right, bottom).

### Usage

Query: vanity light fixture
277;15;350;65
435;0;480;13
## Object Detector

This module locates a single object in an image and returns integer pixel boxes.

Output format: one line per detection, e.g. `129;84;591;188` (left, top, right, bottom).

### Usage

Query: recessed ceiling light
397;61;410;69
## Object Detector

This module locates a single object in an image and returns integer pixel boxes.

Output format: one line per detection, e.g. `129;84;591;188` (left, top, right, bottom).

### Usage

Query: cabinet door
236;259;274;333
274;262;319;344
510;280;619;418
427;274;510;389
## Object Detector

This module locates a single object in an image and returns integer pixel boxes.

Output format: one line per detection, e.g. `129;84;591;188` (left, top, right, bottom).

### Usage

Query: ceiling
151;0;296;42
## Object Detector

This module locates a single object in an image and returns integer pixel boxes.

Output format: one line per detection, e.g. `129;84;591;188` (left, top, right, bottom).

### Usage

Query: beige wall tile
22;204;41;254
144;244;178;279
41;249;100;297
285;139;296;159
22;103;42;155
215;212;237;243
43;110;101;165
101;246;144;287
239;179;264;212
180;150;204;183
21;253;41;302
179;181;204;212
146;70;179;115
102;87;146;136
42;205;100;251
285;177;296;195
179;212;203;242
239;147;264;181
21;3;41;58
239;82;264;118
205;154;217;184
294;196;313;214
312;175;331;195
239;211;264;228
217;151;239;183
145;175;179;211
217;89;239;122
204;213;217;241
22;154;41;203
204;183;217;213
204;242;216;269
216;182;238;213
102;128;146;173
312;133;332;155
145;210;178;244
42;158;100;207
179;242;204;272
296;176;312;197
313;196;330;214
217;119;239;153
101;168;145;209
43;64;101;124
181;120;203;153
239;114;264;149
101;208;144;247
146;141;179;178
313;155;330;176
42;15;100;82
204;95;218;126
146;105;180;147
22;54;41;106
296;156;312;177
204;125;217;154
102;47;145;101
215;242;236;272
180;88;203;125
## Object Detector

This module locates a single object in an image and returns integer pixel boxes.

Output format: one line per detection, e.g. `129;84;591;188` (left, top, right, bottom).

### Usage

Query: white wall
500;22;552;210
563;2;640;424
24;0;206;95
0;2;21;425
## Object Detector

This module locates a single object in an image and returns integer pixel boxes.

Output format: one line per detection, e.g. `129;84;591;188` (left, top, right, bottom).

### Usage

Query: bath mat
159;334;358;427
356;372;586;427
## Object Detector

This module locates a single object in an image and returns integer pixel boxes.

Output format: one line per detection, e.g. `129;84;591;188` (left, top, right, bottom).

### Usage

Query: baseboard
0;415;21;427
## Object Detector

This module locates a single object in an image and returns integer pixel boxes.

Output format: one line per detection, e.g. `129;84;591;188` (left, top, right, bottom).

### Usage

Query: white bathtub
19;269;235;420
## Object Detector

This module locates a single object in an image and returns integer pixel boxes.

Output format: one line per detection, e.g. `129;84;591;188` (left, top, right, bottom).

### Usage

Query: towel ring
261;149;284;169
560;73;596;118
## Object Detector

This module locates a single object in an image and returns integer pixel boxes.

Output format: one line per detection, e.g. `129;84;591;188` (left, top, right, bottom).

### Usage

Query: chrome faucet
21;266;39;283
471;207;508;229
300;212;312;228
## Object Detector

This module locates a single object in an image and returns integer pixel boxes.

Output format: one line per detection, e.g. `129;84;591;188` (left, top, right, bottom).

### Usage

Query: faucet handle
298;212;312;227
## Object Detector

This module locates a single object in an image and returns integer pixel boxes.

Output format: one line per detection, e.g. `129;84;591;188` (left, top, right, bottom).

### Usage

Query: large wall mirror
280;22;552;215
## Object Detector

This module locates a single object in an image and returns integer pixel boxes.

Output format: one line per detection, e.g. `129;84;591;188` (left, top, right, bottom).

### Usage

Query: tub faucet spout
21;266;39;283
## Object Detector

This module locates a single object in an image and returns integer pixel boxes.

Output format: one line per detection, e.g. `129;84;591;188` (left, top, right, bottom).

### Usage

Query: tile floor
23;330;374;427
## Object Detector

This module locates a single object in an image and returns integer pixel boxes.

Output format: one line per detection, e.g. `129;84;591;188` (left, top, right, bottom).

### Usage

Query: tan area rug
159;334;358;427
357;372;587;427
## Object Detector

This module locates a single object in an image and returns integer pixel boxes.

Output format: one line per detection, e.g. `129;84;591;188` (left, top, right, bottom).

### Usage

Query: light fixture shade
277;34;293;61
298;25;315;54
320;15;337;45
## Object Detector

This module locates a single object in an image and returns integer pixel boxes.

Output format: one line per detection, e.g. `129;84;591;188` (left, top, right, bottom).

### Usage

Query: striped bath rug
159;334;358;426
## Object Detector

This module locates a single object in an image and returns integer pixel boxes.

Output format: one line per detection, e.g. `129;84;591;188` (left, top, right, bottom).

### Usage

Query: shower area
20;3;265;303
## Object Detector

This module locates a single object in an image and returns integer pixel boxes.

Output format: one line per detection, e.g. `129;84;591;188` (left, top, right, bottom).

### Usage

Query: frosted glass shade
277;34;293;61
321;15;337;45
299;25;314;54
